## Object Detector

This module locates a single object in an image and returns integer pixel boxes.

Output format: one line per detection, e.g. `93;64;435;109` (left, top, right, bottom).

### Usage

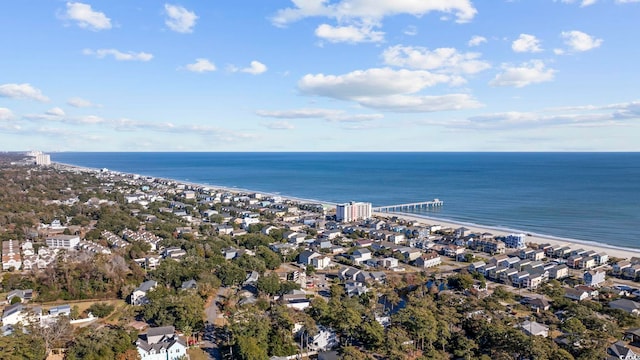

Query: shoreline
378;211;640;261
53;161;638;261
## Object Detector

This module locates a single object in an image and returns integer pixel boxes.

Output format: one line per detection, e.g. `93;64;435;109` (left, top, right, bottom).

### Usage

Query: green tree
257;272;281;296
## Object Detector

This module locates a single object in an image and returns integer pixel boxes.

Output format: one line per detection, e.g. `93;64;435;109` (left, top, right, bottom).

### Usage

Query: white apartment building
336;201;372;222
45;235;80;250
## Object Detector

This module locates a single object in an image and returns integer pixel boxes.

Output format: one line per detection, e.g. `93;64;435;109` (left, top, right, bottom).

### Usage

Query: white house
311;256;331;270
414;253;442;268
307;327;339;352
136;326;187;360
131;280;158;305
584;269;606;287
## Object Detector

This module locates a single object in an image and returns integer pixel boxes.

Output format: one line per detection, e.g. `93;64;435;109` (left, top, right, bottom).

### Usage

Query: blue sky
1;0;639;151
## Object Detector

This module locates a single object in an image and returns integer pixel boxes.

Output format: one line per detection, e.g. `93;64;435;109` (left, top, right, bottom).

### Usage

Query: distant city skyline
1;1;639;152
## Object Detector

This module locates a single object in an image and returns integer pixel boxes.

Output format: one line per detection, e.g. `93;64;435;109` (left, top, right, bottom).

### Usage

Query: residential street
201;287;228;360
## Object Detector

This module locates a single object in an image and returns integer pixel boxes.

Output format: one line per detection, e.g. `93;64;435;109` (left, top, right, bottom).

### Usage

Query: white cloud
298;68;481;112
63;2;112;31
490;60;555;88
468;35;487;47
403;25;417;36
315;23;384;43
512;34;543;53
271;0;477;26
256;108;343;119
358;94;482;112
243;61;268;75
558;0;598;6
164;4;198;33
256;108;383;122
616;0;640;3
46;107;65;117
67;97;95;108
83;48;153;61
454;100;640;129
299;68;455;99
263;121;295;130
185;58;216;73
0;83;50;102
382;45;491;75
0;108;13;121
561;30;603;52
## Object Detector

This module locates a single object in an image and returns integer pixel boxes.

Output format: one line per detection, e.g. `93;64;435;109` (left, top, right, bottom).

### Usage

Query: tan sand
373;211;640;261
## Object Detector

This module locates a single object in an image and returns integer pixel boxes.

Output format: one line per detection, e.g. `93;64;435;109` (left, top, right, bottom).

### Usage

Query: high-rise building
35;153;51;166
336;201;372;222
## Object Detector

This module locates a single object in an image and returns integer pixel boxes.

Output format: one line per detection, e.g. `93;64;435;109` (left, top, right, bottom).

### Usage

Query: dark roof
317;351;340;360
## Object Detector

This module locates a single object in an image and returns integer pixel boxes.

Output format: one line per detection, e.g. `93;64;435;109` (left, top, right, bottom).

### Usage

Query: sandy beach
375;211;640;261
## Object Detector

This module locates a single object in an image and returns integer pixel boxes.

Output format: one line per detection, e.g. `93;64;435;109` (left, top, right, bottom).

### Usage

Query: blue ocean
51;152;640;249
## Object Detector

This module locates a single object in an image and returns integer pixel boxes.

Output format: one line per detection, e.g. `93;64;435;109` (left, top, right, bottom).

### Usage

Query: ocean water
51;152;640;249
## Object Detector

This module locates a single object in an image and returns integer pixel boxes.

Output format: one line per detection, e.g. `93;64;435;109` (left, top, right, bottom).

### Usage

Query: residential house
136;326;187;360
565;287;590;301
607;341;637;360
379;257;399;269
520;320;549;337
307;327;339;352
623;264;640;280
6;289;33;303
351;249;372;265
473;238;506;254
553;246;572;258
2;304;41;326
523;297;551;312
389;233;405;245
584;269;606;287
222;247;239;260
442;245;465;258
469;261;487;274
401;248;422;262
282;293;310;310
613;261;631;276
163;247;186;260
48;304;71;317
298;250;321;266
345;281;368;297
338;267;368;283
549;264;569;279
180;280;197;290
609;299;640;315
594;252;609;266
579;256;597;270
414;252;442;268
311;256;331;270
131;280;158;305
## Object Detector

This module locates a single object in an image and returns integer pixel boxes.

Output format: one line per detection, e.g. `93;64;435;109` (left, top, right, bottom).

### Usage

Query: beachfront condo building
336;201;372;222
504;233;527;249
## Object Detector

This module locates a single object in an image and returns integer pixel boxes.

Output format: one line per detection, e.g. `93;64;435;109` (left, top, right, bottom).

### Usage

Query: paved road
201;287;228;360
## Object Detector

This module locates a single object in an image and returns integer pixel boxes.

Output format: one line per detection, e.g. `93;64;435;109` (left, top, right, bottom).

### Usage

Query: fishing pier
373;199;444;212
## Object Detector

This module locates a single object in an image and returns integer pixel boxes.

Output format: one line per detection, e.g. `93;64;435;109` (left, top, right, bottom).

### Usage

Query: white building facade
336;201;372;222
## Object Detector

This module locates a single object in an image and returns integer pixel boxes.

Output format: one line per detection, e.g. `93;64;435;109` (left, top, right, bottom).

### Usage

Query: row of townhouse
471;256;571;289
612;258;640;280
122;229;162;251
101;230;130;248
77;240;111;255
541;244;609;268
2;240;22;271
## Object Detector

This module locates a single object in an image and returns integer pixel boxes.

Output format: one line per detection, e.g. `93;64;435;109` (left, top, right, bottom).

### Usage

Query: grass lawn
187;347;209;360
